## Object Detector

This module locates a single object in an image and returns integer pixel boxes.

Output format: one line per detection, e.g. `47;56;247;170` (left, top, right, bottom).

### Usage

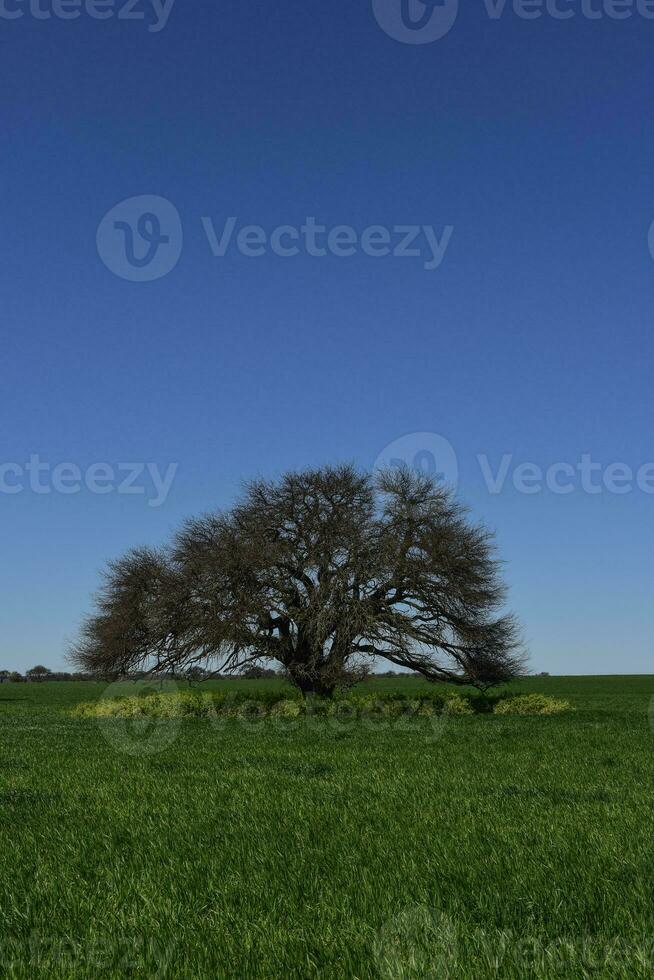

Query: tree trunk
297;677;336;698
283;633;336;698
286;663;335;698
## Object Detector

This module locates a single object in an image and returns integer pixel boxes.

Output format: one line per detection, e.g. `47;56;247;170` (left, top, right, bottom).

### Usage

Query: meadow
1;675;653;978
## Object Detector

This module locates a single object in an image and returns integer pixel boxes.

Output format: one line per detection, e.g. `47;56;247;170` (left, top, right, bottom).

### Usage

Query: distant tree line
0;664;431;684
0;667;96;683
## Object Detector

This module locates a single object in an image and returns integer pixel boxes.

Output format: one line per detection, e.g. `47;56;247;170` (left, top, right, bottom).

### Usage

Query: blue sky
1;1;653;673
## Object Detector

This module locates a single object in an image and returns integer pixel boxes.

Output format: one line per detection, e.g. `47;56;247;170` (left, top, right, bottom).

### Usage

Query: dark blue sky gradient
1;2;653;671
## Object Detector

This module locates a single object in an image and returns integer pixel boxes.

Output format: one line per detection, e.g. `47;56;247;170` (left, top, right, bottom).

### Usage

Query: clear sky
1;1;653;673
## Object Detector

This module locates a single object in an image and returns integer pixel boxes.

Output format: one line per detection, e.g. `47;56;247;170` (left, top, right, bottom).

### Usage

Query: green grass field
1;675;654;978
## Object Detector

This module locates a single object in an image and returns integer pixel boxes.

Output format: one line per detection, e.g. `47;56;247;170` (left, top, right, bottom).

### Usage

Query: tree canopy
72;464;524;695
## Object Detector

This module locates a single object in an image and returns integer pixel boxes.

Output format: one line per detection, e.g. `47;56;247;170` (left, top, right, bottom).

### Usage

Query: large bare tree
72;465;524;695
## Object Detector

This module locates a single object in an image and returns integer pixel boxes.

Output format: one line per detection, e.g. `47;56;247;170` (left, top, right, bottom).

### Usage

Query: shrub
493;694;572;716
327;700;359;721
383;698;420;717
442;695;474;716
236;701;268;721
270;699;303;718
72;688;573;722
